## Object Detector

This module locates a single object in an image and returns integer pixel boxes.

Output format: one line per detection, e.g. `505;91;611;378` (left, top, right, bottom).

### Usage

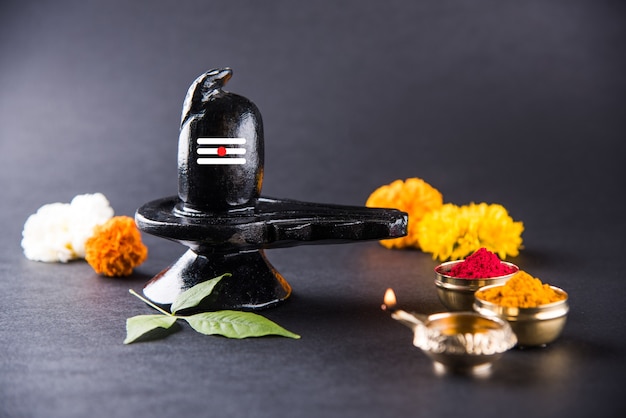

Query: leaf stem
129;289;173;316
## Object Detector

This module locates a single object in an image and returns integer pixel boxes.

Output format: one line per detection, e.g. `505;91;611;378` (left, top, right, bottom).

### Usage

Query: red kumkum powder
448;247;516;279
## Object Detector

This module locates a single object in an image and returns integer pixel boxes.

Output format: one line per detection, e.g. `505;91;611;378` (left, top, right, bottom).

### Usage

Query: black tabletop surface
1;1;625;417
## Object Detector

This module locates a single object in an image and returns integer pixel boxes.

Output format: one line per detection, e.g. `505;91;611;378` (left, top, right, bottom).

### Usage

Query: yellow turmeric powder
475;270;565;308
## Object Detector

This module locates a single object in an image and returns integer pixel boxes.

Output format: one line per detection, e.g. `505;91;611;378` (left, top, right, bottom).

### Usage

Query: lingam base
143;248;291;311
136;196;407;311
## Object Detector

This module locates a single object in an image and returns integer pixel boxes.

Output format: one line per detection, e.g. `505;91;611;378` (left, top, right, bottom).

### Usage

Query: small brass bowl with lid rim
473;284;569;347
435;260;519;311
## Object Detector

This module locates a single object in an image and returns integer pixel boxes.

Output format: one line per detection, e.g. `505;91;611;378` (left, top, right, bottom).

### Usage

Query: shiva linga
136;68;407;311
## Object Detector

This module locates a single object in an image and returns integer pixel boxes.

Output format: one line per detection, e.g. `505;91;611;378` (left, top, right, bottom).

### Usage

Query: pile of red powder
447;247;517;279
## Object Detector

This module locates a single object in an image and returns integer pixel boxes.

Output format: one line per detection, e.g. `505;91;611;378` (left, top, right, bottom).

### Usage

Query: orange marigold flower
366;178;443;249
85;216;148;277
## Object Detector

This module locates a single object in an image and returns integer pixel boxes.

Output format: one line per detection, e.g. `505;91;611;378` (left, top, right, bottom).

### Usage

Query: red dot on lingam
217;146;227;157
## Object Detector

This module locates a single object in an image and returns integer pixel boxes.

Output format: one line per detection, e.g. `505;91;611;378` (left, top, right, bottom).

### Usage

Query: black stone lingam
136;68;407;311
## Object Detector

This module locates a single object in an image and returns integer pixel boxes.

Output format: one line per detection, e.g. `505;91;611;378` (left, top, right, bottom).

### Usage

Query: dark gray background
1;1;625;417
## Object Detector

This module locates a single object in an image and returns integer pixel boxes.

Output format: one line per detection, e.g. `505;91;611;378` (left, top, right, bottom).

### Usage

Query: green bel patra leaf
124;314;178;344
170;273;231;314
184;310;301;339
125;273;300;343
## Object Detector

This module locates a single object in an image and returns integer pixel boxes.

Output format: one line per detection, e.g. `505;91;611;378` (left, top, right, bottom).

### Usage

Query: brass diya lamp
382;289;517;374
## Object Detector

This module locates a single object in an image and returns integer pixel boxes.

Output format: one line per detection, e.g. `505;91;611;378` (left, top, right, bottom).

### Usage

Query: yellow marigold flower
85;216;148;277
417;202;523;261
366;178;443;249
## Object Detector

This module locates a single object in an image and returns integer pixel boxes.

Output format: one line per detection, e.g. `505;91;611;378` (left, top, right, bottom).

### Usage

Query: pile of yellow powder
475;271;566;308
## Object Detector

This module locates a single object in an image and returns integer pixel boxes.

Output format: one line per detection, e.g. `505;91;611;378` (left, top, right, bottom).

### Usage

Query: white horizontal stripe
197;148;247;155
197;137;246;145
197;158;247;165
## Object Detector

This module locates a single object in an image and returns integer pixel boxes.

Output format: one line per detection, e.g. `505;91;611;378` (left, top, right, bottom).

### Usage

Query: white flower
21;193;114;262
21;203;75;262
68;193;115;258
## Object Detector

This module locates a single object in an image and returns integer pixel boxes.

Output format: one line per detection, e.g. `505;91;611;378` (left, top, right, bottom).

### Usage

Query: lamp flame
383;288;397;310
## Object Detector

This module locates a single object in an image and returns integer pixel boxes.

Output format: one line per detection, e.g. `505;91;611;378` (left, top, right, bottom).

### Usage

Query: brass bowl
435;260;519;311
473;284;569;347
406;311;517;374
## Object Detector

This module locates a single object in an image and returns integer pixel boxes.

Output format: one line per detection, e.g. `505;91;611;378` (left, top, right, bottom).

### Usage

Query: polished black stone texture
136;69;407;310
177;68;264;213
